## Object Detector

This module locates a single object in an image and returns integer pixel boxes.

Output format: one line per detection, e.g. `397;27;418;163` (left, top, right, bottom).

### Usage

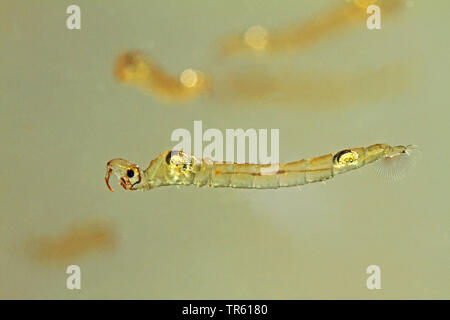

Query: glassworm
105;143;416;192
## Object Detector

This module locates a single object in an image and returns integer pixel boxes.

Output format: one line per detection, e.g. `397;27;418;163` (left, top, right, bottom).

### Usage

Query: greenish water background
0;0;448;299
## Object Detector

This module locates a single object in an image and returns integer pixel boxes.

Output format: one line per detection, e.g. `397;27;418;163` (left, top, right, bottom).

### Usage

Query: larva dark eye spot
127;169;134;178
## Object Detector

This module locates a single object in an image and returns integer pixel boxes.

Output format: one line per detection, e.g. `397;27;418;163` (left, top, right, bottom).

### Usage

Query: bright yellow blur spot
180;69;199;88
244;25;269;50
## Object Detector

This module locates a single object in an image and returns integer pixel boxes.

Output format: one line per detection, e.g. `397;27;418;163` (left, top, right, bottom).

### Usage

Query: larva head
105;159;141;192
114;51;149;83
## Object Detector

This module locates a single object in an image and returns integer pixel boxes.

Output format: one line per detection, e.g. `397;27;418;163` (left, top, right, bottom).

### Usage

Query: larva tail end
372;145;421;182
114;51;144;83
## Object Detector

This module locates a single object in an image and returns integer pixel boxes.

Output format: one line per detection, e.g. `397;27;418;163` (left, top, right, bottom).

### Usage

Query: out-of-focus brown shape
114;51;211;102
27;221;117;264
217;0;404;57
213;61;412;108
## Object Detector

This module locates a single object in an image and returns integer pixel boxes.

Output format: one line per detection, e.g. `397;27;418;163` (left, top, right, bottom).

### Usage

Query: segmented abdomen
207;154;334;189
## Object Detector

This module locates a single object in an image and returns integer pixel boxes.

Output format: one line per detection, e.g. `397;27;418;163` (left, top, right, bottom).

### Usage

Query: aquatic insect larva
105;143;416;191
114;51;211;102
27;221;117;264
217;0;404;57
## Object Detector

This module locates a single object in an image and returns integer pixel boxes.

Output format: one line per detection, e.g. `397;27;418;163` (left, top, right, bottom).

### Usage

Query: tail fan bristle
372;145;420;182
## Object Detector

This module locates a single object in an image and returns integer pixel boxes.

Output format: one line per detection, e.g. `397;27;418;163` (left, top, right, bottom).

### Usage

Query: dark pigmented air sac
165;150;173;165
333;149;353;164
